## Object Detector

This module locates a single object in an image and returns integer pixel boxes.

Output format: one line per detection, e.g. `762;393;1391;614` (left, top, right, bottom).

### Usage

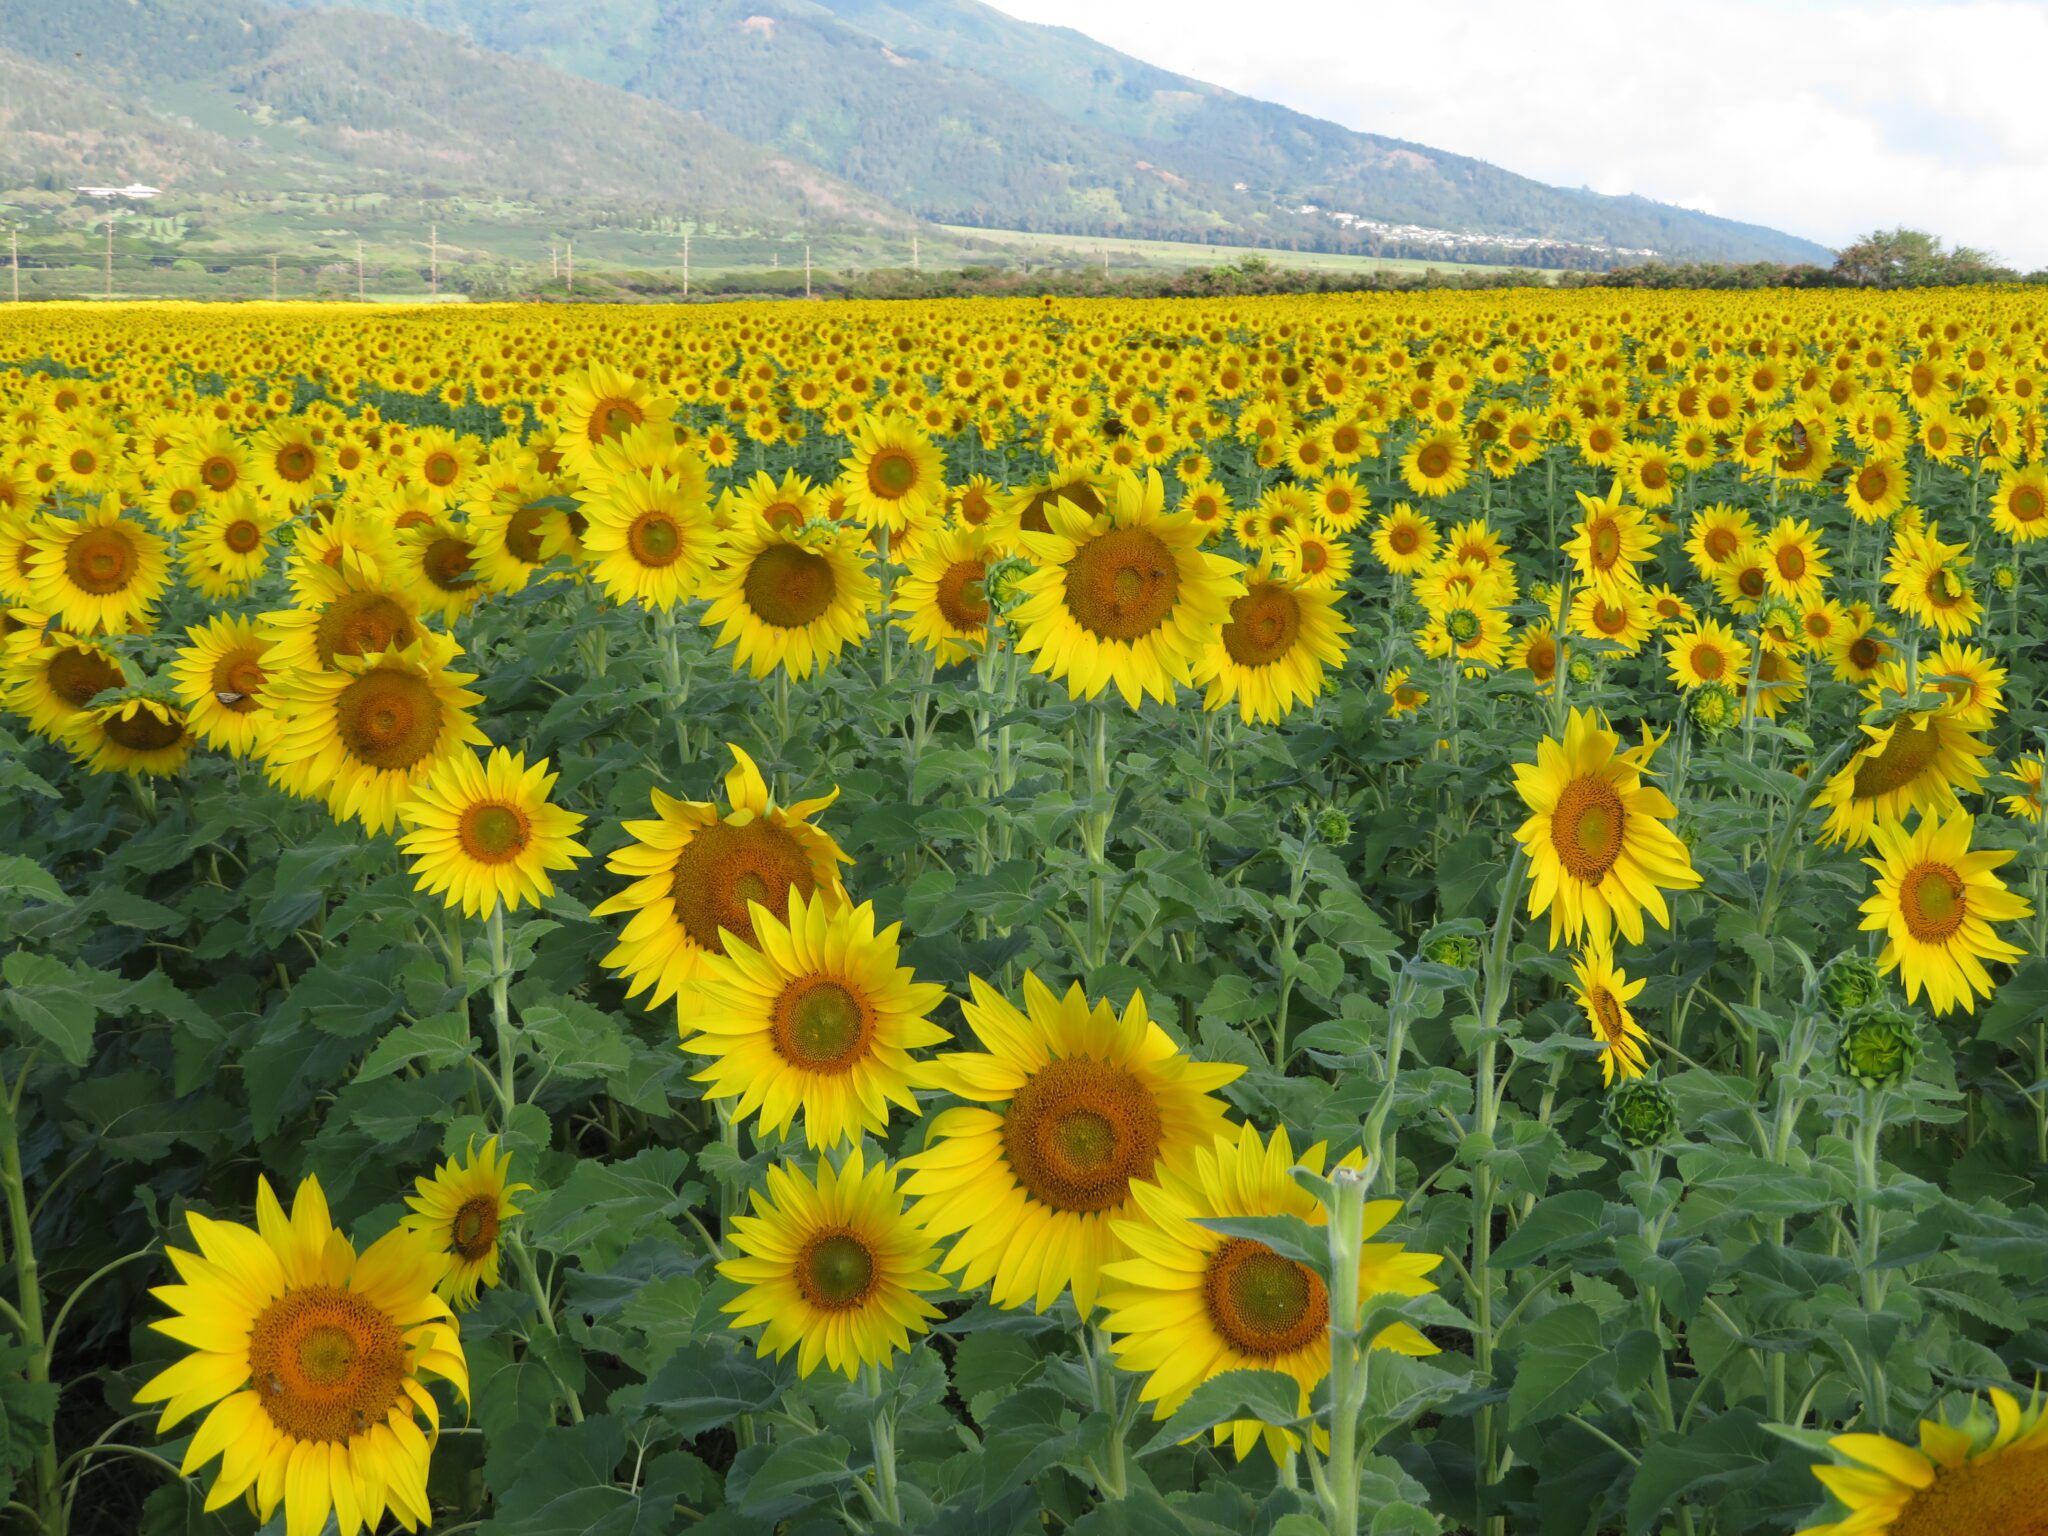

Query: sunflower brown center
1526;634;1558;680
65;526;138;595
333;669;443;771
248;1285;407;1444
1415;442;1452;480
1898;861;1967;942
1221;586;1301;668
1737;567;1768;600
1588;519;1620;568
422;451;460;487
2010;486;2047;524
669;818;816;954
451;1196;500;1262
275;443;315;482
1001;1057;1162;1213
1890;1448;2048;1536
588;397;643;443
1550;774;1626;882
1851;719;1943;800
211;650;266;711
459;802;529;864
423;537;475;592
1389;523;1419;554
628;511;685;568
313;592;418;668
1856;467;1890;503
1062;527;1180;642
103;707;186;753
1588;985;1628;1044
505;504;549;564
934;558;989;631
795;1229;878;1312
199;455;238;491
223;519;263;555
742;543;837;628
1777;544;1806;580
771;978;872;1072
1203;1238;1328;1358
1691;644;1725;680
1703;526;1739;561
47;645;122;708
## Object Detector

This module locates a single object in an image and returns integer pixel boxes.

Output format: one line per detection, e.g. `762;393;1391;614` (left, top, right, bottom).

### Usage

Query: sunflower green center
771;979;871;1073
628;511;683;568
796;1230;877;1312
1203;1239;1328;1358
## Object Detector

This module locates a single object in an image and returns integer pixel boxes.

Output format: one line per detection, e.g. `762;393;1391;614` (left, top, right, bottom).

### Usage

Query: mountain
0;0;905;228
270;0;1833;266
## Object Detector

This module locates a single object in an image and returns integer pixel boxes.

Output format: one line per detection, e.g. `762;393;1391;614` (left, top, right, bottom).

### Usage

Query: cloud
991;0;2048;268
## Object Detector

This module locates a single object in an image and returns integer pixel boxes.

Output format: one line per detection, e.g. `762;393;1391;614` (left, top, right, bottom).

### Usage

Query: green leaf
735;1431;853;1513
355;1013;476;1083
1490;1190;1610;1269
0;856;68;906
1191;1214;1330;1273
1;950;116;1066
526;1148;696;1269
521;996;632;1081
1507;1304;1614;1429
1626;1408;1786;1535
635;1338;785;1437
1141;1368;1304;1452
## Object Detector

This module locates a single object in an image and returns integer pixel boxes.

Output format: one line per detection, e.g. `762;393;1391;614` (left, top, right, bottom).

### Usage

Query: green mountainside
273;0;1832;265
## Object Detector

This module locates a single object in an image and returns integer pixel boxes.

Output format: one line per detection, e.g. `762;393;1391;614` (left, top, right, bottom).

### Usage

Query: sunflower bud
1567;653;1596;687
1819;952;1885;1016
981;556;1034;615
1606;1080;1678;1148
1994;564;2017;594
1422;933;1481;970
1311;805;1354;845
1835;1004;1919;1090
1688;680;1739;737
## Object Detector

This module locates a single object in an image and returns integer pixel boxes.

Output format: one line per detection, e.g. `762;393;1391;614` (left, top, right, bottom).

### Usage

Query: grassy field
941;224;1564;277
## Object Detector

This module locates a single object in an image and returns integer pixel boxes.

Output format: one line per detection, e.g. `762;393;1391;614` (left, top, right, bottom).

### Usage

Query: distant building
75;184;160;201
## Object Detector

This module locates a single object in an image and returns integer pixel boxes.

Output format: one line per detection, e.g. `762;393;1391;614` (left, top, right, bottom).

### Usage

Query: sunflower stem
1319;1164;1369;1536
0;1069;60;1536
862;1362;903;1524
1084;1322;1129;1499
487;903;518;1114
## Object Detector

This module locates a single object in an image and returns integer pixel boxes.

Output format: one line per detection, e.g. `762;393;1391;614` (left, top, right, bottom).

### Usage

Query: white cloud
989;0;2048;268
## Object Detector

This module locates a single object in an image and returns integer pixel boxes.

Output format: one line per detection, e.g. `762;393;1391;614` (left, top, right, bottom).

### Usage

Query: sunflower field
1;290;2046;1536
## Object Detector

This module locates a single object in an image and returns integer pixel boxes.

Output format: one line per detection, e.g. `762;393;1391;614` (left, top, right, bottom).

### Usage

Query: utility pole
804;242;811;299
357;240;366;301
104;215;113;299
912;234;919;273
9;227;17;304
549;242;558;279
269;252;278;301
429;224;439;298
681;231;689;297
566;241;573;295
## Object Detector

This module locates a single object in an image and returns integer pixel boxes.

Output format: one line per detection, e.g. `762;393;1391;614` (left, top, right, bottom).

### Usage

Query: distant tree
1833;227;2014;287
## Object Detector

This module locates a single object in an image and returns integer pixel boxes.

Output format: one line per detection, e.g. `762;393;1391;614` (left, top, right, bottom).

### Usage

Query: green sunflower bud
1567;653;1596;687
1689;680;1739;737
1607;1080;1678;1148
1819;952;1885;1016
1422;933;1481;970
982;556;1034;615
1835;1003;1919;1090
1312;806;1354;845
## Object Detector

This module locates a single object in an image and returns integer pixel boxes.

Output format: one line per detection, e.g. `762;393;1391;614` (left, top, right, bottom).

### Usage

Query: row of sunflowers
1;290;2046;1536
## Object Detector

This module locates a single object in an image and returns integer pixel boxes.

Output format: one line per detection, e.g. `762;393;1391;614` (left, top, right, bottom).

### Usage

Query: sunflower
1664;617;1749;692
1562;491;1654;601
1867;642;2006;729
1100;1123;1440;1465
465;479;563;596
136;1175;467;1536
0;509;42;605
1858;812;2030;1016
1513;709;1701;947
1400;428;1471;497
1827;605;1896;684
1512;623;1561;691
262;556;426;677
1369;504;1439;575
593;744;850;1011
1194;567;1351;724
388;518;486;623
1312;469;1369;533
895;525;989;665
1569;586;1655;654
1570;936;1650;1084
1385;667;1428;716
1762;517;1831;604
1989;465;2048;542
1816;710;1990;847
27;494;169;634
683;890;948;1149
164;425;252;503
262;634;486;834
699;519;877;680
1420;601;1512;672
395;747;589;919
184;493;280;600
580;469;716;613
246;417;328;506
1844;456;1910;522
1713;546;1774;614
2001;755;2043;823
1750;647;1806;721
3;629;127;740
841;416;946;533
718;468;822;534
402;1137;529;1311
72;696;195;776
1884;523;1982;638
1011;468;1244;709
1685;504;1755;580
901;972;1243;1317
720;1145;945;1379
554;364;674;478
406;427;478;510
1799;1386;2048;1536
170;614;273;758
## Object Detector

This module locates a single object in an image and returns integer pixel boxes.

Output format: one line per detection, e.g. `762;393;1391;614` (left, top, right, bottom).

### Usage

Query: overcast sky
991;0;2048;270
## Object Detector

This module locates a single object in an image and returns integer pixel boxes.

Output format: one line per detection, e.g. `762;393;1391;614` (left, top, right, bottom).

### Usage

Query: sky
990;0;2048;269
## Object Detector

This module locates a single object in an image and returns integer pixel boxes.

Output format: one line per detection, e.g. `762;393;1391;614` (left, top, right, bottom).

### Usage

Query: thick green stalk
1;1074;60;1535
1320;1167;1370;1536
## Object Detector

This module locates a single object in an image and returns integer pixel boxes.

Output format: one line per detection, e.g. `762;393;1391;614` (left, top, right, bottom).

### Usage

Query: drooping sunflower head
594;743;851;1010
1798;1386;2048;1536
71;695;195;777
1011;467;1246;709
1569;936;1650;1085
402;1136;530;1310
720;1145;946;1380
136;1174;467;1536
902;970;1244;1316
1513;708;1701;948
1101;1122;1440;1464
3;628;128;742
684;889;949;1148
1817;710;1989;847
